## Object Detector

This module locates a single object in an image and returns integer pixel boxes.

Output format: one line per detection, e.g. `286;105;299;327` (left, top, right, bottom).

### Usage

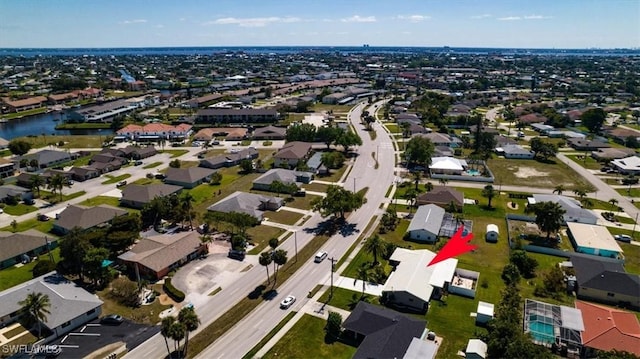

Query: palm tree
354;264;371;299
268;238;279;281
47;174;68;202
411;171;422;191
482;184;497;208
169;321;186;357
18;292;51;338
272;249;288;286
609;198;619;213
161;316;175;358
404;188;418;215
180;192;195;230
178;307;200;357
438;178;449;187
425;181;434;192
553;185;565;195
30;175;44;197
259;251;273;284
363;235;386;265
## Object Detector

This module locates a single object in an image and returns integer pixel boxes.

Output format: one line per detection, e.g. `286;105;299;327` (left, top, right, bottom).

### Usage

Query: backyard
0;248;61;291
487;158;591;190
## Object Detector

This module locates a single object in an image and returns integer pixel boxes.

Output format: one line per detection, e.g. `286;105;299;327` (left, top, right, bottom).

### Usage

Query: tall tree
160;316;175;358
272;249;288;286
179;192;195;230
59;228;93;279
404;136;435;168
30;175;44;197
83;247;111;287
311;185;364;219
18;292;51;338
335;130;362;153
531;201;566;241
581;108;606;133
482;184;497;208
169;321;186;356
259;251;273;284
8;139;31;156
317;126;343;149
552;185;565;195
354;264;371;298
363;235;386;265
178;306;200;357
608;198;619;213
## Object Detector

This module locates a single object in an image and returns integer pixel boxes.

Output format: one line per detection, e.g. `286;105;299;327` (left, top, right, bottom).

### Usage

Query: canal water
0;111;113;140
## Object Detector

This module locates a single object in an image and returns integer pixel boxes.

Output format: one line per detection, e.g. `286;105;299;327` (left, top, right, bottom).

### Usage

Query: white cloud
471;14;492;19
498;14;552;21
397;15;431;22
121;19;147;25
203;16;301;27
340;15;376;23
155;24;165;28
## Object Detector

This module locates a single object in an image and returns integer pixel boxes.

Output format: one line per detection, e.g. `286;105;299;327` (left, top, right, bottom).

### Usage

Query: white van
314;251;328;263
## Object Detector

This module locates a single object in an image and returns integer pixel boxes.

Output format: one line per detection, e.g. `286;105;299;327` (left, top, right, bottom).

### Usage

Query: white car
280;295;296;309
314;251;328;263
614;234;632;243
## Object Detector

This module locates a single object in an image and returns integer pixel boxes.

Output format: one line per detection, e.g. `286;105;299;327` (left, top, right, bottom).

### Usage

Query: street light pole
632;213;639;239
329;257;337;299
353;177;356;193
294;230;298;263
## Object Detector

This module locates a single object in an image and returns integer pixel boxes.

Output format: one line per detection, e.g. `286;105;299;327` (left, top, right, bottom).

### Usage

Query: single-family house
413;132;460;148
342;302;427;359
252;125;287;140
407;204;445;243
199;147;259;169
116;123;192;141
0;272;103;339
498;144;535;159
53;204;128;235
305;152;328;175
0;230;55;269
429;157;468;175
381;248;457;312
415;186;463;210
530;194;598;224
15;150;77;169
68;166;100;182
465;339;488;359
575;300;640;356
252;169;313;191
117;231;207;280
567;138;610;151
591;147;636;161
566;222;623;259
0;185;32;203
274;141;313;168
570;254;640;308
196;108;279;124
485;224;499;242
207;191;283;221
120;184;183;209
610;156;640;175
124;145;157;160
395;113;422;126
164;167;216;189
1;96;48;112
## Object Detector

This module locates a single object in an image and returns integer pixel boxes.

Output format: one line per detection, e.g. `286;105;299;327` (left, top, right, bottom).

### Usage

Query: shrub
163;278;185;302
32;259;56;277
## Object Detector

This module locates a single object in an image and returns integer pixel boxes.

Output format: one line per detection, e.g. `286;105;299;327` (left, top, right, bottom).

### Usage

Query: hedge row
163;278;185;302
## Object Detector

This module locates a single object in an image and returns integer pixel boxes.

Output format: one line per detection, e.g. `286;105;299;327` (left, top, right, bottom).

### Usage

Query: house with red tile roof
116;123;192;141
575;300;640;357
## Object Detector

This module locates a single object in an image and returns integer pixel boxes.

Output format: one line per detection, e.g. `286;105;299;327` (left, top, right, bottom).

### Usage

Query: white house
429;157;468;175
610;156;640;175
498;144;535;159
382;248;458;312
530;194;598;225
407;204;445;243
485;224;499;242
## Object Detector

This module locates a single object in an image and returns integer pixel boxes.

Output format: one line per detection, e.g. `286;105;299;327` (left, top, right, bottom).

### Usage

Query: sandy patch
507;202;519;210
158;294;177;306
512;167;549;178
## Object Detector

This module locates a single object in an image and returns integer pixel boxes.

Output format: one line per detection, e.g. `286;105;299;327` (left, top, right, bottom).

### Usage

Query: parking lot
50;319;159;358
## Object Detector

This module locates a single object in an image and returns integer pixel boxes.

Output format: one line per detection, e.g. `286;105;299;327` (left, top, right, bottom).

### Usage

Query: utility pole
353;177;356;193
329;257;337;299
633;213;639;239
45;237;54;263
294;230;298;263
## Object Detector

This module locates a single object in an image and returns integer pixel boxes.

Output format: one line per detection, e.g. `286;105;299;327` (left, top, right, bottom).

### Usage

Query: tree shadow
261;289;278;301
339;222;359;237
247;284;266;300
304;219;340;236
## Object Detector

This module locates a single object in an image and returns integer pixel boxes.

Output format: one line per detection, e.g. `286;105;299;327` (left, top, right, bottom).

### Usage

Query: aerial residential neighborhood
0;2;639;359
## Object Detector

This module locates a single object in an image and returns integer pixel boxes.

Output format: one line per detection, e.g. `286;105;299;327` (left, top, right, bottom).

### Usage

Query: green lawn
97;284;171;325
285;194;321;211
0;217;54;233
0;248;61;291
79;196;127;209
2;107;47;120
143;161;163;169
620;241;640;275
616;188;640;197
383;123;400;133
16;135;103;149
565;154;602;170
246;225;286;254
160;149;189;158
263;314;357;359
487;158;591;190
316;165;348;183
303;182;330;192
318;287;378;311
101;173;131;184
2;203;38;216
264;210;304;225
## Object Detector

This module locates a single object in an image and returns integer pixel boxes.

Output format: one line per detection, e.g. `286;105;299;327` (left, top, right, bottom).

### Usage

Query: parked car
280;295;296;309
100;314;124;325
117;181;127;188
37;214;50;222
614;234;632;243
228;249;246;261
314;251;328;263
134;160;143;166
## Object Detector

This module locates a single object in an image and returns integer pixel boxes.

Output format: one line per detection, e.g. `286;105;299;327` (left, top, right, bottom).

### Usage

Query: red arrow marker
428;226;476;267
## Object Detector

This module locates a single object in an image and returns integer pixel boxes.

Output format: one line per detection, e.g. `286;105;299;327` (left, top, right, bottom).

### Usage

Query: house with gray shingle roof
118;231;207;279
199;148;259;169
0;184;31;203
207;191;283;221
0;229;55;269
119;184;182;209
252;169;313;192
164;167;216;189
498;144;535;159
407;204;445;243
53;204;128;235
0;272;103;338
14;149;78;169
274;141;312;168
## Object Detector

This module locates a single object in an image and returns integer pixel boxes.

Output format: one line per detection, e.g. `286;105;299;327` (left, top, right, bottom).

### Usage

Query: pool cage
524;299;583;351
439;213;473;238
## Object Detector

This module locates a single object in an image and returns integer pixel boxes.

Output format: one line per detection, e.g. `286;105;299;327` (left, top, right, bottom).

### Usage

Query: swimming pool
528;320;555;344
466;169;481;176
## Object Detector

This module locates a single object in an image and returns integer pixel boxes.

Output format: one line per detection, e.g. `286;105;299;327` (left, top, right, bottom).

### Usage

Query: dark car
228;249;246;261
100;314;124;325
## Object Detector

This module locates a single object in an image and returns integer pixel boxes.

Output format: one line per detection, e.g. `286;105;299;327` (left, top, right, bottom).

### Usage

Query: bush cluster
163;278;185;302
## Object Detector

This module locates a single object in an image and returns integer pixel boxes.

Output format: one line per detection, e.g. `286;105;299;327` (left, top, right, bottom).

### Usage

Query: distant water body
0;46;638;57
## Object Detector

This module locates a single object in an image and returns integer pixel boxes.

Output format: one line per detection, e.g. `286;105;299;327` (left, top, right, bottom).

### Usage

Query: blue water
0;112;113;140
528;317;555;344
0;46;637;57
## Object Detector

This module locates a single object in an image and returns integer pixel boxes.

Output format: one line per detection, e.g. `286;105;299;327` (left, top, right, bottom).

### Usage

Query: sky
0;0;638;49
